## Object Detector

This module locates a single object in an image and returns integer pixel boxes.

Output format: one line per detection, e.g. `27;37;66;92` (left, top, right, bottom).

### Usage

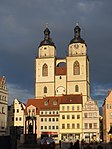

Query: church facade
24;24;100;142
35;24;90;105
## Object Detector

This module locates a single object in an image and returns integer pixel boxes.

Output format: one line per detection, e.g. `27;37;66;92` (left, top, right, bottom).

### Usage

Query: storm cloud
0;0;112;106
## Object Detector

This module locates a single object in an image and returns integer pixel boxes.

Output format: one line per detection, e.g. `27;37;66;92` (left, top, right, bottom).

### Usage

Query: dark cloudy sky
0;0;112;106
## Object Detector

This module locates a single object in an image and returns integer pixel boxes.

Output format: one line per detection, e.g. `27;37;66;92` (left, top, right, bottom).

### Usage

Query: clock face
74;44;79;49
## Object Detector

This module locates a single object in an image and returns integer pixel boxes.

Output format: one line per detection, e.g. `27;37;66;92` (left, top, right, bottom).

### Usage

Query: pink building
102;91;112;142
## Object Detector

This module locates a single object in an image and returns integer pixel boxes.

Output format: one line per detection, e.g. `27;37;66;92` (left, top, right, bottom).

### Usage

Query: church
35;23;90;105
24;24;99;142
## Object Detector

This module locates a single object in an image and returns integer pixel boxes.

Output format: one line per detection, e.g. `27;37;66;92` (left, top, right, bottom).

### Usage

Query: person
74;140;80;149
81;139;84;148
68;142;74;149
59;140;61;148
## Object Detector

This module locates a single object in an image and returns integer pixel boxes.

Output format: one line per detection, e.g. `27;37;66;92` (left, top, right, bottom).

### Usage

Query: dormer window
53;100;57;105
44;100;48;106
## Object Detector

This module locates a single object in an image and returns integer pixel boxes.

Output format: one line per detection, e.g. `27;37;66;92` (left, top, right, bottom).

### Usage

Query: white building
8;98;26;135
82;98;100;142
0;76;8;135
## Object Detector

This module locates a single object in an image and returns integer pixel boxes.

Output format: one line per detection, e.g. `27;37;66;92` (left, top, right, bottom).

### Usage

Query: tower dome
69;23;86;45
39;27;55;47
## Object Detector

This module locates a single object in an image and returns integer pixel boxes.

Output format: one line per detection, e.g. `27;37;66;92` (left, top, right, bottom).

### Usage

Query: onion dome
39;27;55;47
70;23;86;45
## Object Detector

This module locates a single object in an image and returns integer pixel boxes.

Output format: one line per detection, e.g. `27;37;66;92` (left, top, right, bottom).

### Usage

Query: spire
39;25;55;47
69;23;86;45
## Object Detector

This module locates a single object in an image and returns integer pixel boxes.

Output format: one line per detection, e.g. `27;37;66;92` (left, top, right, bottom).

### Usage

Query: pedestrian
59;140;61;148
68;142;74;149
74;140;80;149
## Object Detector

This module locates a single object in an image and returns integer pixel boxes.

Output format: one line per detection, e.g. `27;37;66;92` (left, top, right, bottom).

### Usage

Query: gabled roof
24;94;83;115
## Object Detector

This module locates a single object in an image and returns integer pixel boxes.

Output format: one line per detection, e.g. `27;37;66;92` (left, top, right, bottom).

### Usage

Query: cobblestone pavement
17;142;112;149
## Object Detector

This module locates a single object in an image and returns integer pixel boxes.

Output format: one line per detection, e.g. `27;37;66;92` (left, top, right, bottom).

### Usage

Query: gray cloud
0;0;112;106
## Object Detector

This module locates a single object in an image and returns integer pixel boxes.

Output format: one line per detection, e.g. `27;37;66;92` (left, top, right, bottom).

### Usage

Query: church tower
35;26;56;98
67;24;90;104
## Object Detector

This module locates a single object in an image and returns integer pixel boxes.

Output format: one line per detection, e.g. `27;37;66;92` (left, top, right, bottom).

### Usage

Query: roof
69;24;86;45
55;67;66;75
24;94;83;115
39;27;55;48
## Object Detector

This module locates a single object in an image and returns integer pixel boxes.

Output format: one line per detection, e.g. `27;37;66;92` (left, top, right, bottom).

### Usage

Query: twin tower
35;24;90;105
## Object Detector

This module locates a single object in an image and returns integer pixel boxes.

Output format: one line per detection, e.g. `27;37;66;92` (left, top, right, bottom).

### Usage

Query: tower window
42;63;48;76
75;85;79;92
73;61;80;75
44;86;47;93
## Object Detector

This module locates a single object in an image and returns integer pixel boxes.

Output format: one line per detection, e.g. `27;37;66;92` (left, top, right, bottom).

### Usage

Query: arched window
75;85;79;92
42;63;48;76
73;61;80;75
44;86;47;93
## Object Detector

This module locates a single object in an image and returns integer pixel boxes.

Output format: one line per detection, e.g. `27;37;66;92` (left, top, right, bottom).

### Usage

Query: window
56;126;58;129
62;124;65;129
75;85;79;92
2;107;5;114
45;126;47;129
19;117;22;121
17;109;19;113
49;126;51;129
42;63;48;76
94;123;97;129
53;100;57;105
44;86;47;93
67;124;70;129
62;115;65;119
41;111;43;114
67;115;70;119
52;118;55;122
41;126;43;129
52;126;55;129
77;115;80;119
62;106;65;111
72;106;74;111
49;118;51;122
110;104;112;109
67;106;69;111
89;123;92;129
77;106;80;111
73;61;80;75
53;111;55;114
16;117;18;121
77;123;80;129
49;111;51;114
56;111;58;114
45;118;47;122
41;118;43;122
84;113;87;118
72;115;75;119
56;118;58;121
84;123;88;129
72;124;75;129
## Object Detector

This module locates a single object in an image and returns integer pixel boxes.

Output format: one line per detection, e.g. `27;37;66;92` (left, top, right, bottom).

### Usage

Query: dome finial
45;22;48;28
76;22;79;26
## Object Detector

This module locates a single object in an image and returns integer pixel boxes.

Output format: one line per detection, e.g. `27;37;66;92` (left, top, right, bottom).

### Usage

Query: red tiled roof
55;67;66;75
60;94;83;104
24;94;83;115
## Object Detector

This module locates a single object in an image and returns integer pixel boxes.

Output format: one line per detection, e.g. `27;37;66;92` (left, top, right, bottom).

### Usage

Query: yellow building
35;24;90;105
59;94;83;141
102;91;112;142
